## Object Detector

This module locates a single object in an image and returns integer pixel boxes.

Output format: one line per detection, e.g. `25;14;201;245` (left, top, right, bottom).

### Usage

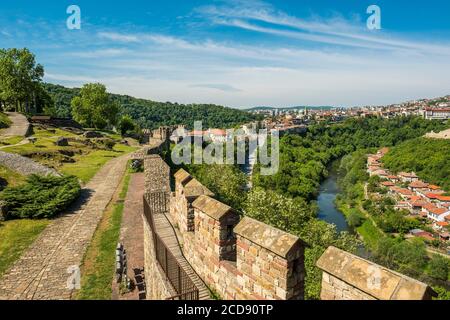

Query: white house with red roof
422;203;450;222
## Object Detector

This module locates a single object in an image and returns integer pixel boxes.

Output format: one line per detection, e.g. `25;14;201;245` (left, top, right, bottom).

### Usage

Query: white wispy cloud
196;0;450;56
97;31;141;43
6;0;447;107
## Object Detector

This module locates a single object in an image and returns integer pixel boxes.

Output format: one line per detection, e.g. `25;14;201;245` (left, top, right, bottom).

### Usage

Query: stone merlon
234;216;307;260
174;168;191;184
316;246;437;300
174;168;214;198
192;195;236;221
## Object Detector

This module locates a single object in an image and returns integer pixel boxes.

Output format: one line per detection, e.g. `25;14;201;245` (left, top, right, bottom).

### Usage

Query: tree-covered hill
382;137;450;191
43;83;257;129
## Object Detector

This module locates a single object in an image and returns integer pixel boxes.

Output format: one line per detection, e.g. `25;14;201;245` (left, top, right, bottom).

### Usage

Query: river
317;165;351;233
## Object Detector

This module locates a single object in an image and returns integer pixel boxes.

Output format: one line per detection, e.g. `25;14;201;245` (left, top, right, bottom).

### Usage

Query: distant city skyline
1;0;450;108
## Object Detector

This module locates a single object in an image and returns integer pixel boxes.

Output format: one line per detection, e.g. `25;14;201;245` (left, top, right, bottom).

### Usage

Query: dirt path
2;112;30;137
111;173;146;300
0;154;131;300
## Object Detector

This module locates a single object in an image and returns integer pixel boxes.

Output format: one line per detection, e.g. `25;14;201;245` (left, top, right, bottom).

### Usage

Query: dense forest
382;137;450;191
43;83;258;130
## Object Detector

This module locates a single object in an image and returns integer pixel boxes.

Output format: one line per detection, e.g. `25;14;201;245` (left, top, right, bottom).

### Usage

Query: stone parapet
172;168;306;300
316;246;437;300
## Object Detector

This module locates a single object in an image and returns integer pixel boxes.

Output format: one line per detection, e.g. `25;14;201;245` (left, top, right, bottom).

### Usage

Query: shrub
0;112;12;129
428;255;449;281
118;115;136;136
1;175;81;219
347;209;364;228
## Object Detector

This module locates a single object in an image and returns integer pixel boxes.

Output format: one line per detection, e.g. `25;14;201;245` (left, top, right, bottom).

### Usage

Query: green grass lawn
0;219;50;277
76;168;132;300
0;165;27;188
2;127;138;183
356;220;384;250
60;144;138;183
0;136;24;146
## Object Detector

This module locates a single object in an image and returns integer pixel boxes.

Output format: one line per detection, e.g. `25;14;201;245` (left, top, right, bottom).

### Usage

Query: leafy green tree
71;83;119;129
428;255;449;281
243;187;315;233
118;115;136;136
0;48;44;112
187;163;247;210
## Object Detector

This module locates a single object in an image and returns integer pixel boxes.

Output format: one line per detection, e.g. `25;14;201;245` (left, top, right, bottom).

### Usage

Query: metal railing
143;195;199;300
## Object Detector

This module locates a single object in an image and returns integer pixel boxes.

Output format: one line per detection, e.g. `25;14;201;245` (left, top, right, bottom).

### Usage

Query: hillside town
367;148;450;250
248;96;450;129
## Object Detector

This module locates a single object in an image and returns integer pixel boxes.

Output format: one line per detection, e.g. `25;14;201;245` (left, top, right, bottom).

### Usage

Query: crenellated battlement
142;146;435;301
167;167;306;300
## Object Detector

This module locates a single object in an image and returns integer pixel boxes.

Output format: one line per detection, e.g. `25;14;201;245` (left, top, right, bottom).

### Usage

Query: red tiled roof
429;185;441;190
436;221;449;227
436;195;450;202
411;201;428;208
381;181;395;187
425;193;440;199
399;172;418;178
425;107;450;112
387;175;399;180
209;129;227;136
189;130;206;136
409;180;429;189
397;188;414;196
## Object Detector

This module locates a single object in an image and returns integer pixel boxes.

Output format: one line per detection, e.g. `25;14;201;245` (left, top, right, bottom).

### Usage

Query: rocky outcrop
83;131;104;138
55;137;69;146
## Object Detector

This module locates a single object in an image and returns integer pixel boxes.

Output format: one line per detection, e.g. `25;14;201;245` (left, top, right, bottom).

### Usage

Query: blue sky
1;0;450;108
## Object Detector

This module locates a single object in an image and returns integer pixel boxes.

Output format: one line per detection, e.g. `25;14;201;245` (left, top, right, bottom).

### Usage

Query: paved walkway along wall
0;154;130;300
112;173;146;300
0;151;60;177
2;112;31;137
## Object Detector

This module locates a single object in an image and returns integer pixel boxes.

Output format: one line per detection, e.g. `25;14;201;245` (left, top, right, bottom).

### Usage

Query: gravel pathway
2;112;30;137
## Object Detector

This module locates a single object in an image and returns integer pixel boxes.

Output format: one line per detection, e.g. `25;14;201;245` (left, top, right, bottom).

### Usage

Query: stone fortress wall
170;169;305;300
141;128;435;300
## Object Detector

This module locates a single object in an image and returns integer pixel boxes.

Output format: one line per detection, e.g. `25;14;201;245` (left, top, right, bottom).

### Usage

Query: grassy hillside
382;137;450;191
43;83;258;130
